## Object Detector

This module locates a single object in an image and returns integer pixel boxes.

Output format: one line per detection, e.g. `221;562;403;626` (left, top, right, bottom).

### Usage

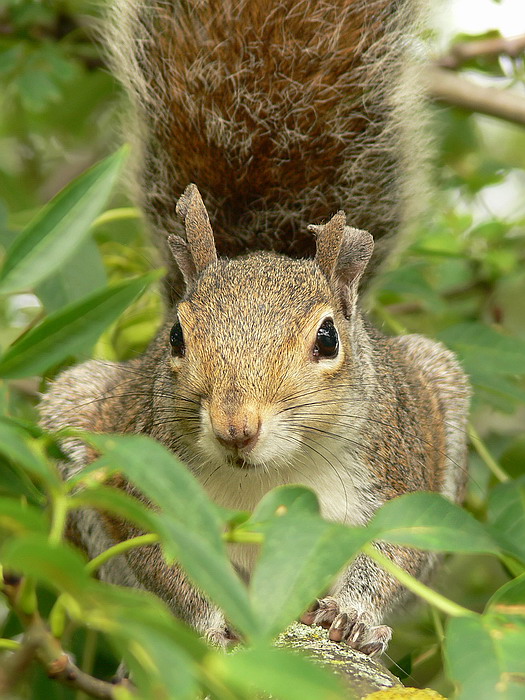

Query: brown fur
107;0;429;303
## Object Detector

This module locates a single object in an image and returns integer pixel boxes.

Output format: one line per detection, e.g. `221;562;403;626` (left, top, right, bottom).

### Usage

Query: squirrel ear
311;210;346;279
310;211;374;314
167;235;198;288
176;184;217;273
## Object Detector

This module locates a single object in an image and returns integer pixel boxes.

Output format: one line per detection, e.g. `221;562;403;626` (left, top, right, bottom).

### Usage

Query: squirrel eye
313;318;338;360
170;321;185;357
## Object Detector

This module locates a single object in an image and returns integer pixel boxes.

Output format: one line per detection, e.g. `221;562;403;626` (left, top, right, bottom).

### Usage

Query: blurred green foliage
0;1;524;698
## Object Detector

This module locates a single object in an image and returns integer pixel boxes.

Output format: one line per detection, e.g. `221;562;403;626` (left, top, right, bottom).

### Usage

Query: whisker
292;412;469;482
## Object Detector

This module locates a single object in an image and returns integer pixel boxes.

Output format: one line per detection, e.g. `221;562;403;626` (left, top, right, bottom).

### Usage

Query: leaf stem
468;423;510;483
0;639;21;651
93;207;142;228
362;544;475;619
223;529;264;545
18;577;37;616
86;533;159;575
431;607;445;643
49;493;69;545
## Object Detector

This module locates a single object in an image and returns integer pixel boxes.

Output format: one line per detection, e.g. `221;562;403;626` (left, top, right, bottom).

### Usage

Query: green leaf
220;645;345;700
438;322;525;377
487;479;525;564
368;492;500;555
17;69;61;112
0;498;46;538
36;236;107;312
501;436;525;479
88;582;207;659
1;534;90;597
71;484;162;535
0;457;45;504
86;585;202;700
77;433;262;640
469;221;510;241
160;516;261;641
250;515;368;640
0;417;60;486
249;485;321;523
471;371;525;409
0;148;127;295
0;272;156;378
79;434;224;550
487;574;525;615
445;614;525;700
118;625;197;700
379;261;445;310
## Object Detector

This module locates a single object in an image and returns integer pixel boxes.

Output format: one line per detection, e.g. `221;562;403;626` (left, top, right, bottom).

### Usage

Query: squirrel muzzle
209;401;262;455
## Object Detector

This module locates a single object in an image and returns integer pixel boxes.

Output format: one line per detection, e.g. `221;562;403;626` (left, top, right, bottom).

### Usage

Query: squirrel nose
212;413;261;453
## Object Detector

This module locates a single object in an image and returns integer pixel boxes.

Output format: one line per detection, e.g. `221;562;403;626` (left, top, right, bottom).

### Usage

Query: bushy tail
107;0;429;304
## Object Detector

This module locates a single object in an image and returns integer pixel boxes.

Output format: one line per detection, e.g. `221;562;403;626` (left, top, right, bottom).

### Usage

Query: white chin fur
195;408;374;505
194;406;377;556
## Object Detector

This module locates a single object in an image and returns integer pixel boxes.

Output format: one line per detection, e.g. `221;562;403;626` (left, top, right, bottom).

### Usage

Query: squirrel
40;0;470;657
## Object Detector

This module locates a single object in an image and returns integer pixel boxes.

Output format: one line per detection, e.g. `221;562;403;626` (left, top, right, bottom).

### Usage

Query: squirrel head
163;185;374;471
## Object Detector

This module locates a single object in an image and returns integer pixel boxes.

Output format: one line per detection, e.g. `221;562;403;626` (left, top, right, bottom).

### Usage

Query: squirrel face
161;184;374;473
167;253;351;470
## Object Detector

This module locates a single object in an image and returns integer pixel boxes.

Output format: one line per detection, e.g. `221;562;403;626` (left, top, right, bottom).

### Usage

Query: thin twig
362;544;476;619
468;424;510;483
1;577;129;699
85;533;159;575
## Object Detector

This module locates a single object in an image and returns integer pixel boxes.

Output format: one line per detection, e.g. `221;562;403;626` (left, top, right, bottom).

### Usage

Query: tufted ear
310;211;374;316
170;184;217;286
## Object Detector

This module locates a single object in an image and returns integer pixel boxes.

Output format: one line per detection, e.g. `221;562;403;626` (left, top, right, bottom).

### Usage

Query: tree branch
277;623;402;698
25;622;118;699
0;577;130;699
439;33;525;69
427;65;525;127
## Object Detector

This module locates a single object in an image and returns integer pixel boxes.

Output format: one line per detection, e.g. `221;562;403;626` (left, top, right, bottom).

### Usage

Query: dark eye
313;318;338;360
170;321;185;357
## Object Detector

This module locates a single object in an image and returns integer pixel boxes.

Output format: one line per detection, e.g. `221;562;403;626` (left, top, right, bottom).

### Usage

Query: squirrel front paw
300;597;392;657
204;626;239;649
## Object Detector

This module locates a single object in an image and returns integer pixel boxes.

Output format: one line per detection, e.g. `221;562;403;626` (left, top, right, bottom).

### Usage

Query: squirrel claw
301;597;392;656
313;596;340;628
299;599;320;625
359;638;389;657
349;624;392;657
299;610;316;625
327;612;348;641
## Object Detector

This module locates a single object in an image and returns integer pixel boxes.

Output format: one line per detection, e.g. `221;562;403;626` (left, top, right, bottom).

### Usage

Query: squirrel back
107;0;429;304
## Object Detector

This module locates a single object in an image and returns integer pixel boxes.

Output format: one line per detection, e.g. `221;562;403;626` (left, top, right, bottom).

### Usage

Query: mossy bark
277;622;402;699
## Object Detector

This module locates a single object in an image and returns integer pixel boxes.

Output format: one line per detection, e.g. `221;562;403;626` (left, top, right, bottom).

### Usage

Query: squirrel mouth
228;455;255;470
